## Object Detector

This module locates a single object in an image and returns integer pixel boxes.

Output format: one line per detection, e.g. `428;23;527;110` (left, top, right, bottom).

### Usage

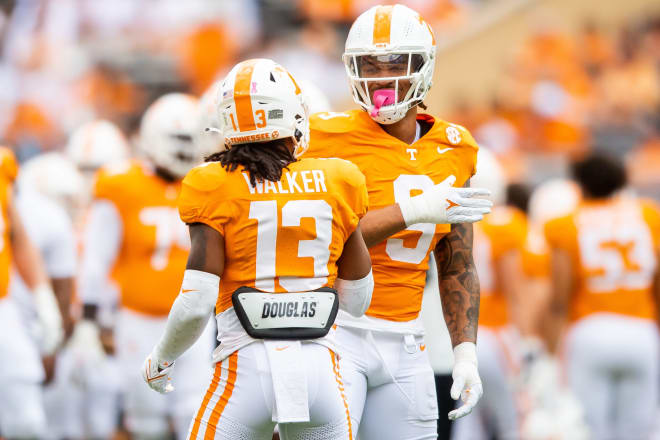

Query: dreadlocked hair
206;139;297;187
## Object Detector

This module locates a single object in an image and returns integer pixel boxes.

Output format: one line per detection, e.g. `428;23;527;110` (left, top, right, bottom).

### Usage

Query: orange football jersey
545;196;660;322
0;147;17;299
473;206;527;328
93;160;189;316
521;227;551;279
178;157;368;315
306;110;477;321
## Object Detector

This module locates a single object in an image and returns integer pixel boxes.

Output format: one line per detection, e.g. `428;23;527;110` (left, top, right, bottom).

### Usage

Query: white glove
398;176;492;227
448;342;483;420
34;284;63;355
142;352;175;394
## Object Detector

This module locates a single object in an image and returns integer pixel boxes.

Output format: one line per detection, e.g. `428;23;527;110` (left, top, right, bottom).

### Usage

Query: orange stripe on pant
330;349;353;439
189;361;223;439
233;60;258;132
203;352;239;440
372;5;394;45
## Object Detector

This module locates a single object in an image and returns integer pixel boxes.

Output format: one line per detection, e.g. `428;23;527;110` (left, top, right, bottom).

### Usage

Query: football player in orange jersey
79;94;215;440
142;58;373;440
303;4;493;439
452;148;523;440
0;147;65;439
545;153;660;439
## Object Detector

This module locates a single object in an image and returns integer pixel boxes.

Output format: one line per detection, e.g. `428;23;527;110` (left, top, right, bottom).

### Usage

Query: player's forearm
359;204;407;248
52;277;75;339
436;222;480;345
152;270;218;364
544;249;572;353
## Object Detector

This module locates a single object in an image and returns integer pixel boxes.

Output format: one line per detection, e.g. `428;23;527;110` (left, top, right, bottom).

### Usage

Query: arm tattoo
435;221;480;345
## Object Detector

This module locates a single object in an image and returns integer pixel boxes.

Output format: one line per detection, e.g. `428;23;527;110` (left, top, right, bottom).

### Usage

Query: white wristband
335;270;374;317
453;342;478;366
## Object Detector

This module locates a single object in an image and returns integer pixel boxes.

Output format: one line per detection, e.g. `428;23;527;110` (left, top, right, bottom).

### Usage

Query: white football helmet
66;120;130;172
197;81;226;158
140;93;202;178
528;179;581;226
343;4;436;124
218;58;309;158
471;147;506;206
18;152;85;220
298;79;332;114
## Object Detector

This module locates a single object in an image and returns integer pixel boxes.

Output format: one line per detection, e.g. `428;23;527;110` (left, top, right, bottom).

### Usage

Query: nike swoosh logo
182;289;198;293
275;346;290;351
437;147;453;154
446;199;459;209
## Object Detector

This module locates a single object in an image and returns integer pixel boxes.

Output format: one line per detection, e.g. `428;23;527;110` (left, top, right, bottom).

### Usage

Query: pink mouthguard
370;89;395;117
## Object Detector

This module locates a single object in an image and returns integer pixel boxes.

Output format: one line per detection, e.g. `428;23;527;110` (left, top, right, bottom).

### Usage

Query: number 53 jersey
544;196;660;323
306;110;478;322
178;157;368;316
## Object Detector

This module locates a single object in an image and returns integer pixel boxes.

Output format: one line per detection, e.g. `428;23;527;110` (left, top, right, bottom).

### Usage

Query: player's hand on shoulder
398;175;492;226
448;342;483;420
142;352;175;394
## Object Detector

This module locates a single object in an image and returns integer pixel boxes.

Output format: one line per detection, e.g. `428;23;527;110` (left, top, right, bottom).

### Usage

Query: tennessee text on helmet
231;286;339;340
343;4;436;124
218;58;310;158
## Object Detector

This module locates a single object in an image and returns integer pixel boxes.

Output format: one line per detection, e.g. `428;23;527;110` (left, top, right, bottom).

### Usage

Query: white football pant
0;297;47;439
335;325;438;440
564;313;659;440
187;342;352;440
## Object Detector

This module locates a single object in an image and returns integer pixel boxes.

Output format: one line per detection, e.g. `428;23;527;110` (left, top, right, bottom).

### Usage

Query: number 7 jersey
177;157;368;315
306;110;478;322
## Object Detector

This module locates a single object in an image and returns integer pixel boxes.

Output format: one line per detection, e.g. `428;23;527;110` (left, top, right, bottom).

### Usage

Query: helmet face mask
343;5;436;124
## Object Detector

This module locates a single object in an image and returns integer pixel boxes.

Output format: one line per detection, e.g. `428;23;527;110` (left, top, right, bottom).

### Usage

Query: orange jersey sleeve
545;198;658;322
640;198;660;251
0;147;15;298
307;110;478;321
93;160;189;316
178;158;369;315
0;147;18;183
474;207;527;328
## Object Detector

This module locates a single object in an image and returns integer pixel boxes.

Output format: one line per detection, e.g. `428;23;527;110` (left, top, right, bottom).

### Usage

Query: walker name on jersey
242;170;328;195
261;300;317;318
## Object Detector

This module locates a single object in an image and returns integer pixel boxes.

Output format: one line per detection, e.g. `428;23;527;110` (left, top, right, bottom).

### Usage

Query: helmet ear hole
294;129;302;142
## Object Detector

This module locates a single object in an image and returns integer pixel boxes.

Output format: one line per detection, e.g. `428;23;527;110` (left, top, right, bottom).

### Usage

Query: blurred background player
544;152;660;439
11;153;84;440
451;148;524;440
16;152;125;440
64;120;132;440
78;93;215;440
305;5;493;439
0;147;64;440
144;57;373;440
